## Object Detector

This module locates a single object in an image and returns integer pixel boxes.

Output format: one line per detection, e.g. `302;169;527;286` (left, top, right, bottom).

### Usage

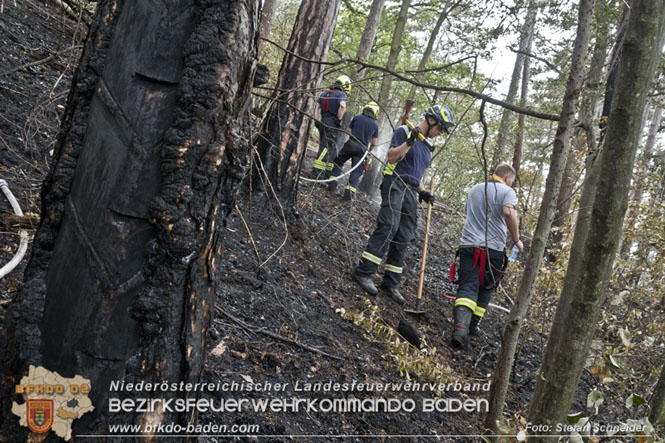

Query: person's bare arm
503;204;524;252
370;137;378;148
387;141;410;164
337;101;346;121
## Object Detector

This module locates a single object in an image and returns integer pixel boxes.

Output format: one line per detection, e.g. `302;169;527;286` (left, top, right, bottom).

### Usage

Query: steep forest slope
0;2;638;441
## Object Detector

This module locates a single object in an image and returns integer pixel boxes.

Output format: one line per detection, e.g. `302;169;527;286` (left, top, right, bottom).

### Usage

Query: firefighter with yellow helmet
329;102;380;200
312;75;351;179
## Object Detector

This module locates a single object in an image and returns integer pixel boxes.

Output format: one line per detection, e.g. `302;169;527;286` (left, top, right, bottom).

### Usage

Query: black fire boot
352;272;378;295
451;306;473;350
381;284;405;305
342;189;352;201
469;315;481;336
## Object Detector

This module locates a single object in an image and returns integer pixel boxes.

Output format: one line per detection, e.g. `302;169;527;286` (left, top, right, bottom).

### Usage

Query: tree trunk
258;0;278;54
548;14;611;261
358;0;411;198
650;356;665;427
351;0;386;83
256;0;342;206
510;51;530;182
484;0;595;435
510;8;536;182
0;0;260;437
527;1;665;439
405;1;463;102
620;105;662;256
490;2;537;169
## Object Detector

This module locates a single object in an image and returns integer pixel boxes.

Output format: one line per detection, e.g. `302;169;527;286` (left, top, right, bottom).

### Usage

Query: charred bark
256;0;342;207
1;0;260;438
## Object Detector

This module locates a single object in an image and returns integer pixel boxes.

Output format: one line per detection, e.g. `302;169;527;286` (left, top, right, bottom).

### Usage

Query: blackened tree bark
484;0;595;435
256;0;342;206
527;1;665;439
0;0;260;438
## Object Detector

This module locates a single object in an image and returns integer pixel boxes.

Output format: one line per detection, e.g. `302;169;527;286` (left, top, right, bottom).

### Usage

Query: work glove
406;127;421;146
418;190;435;205
363;157;372;171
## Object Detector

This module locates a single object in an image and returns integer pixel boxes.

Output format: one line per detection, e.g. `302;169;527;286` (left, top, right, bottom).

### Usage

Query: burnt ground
0;2;607;442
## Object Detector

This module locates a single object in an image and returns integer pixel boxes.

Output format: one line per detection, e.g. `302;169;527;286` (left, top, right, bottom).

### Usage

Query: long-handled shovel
405;180;434;315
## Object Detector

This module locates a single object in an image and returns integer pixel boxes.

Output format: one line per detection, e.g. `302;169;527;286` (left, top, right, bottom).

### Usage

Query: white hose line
300;143;371;184
0;179;29;280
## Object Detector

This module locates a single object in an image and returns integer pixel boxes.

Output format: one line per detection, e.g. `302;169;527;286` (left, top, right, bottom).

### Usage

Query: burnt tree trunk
256;0;342;206
1;0;260;438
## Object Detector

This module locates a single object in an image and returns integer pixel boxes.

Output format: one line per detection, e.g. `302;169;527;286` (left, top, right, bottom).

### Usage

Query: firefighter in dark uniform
312;75;351;179
351;105;455;304
329;102;380;200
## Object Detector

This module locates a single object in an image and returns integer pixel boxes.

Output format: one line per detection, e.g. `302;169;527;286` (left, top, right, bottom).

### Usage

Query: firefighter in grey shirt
450;163;523;349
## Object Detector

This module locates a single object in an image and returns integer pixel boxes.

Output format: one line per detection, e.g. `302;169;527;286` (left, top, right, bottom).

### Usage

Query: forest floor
0;2;609;442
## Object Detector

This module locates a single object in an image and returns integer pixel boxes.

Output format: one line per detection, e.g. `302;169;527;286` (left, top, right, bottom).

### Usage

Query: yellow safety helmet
362;102;379;119
334;75;352;93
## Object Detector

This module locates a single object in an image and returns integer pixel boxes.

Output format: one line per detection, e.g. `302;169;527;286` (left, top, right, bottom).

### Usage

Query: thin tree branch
508;46;562;74
215;305;344;361
262;37;560;121
404;55;477;74
0;45;82;76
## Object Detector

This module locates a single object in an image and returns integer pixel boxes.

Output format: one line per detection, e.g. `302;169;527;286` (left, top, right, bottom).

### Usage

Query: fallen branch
0;45;82;77
214;304;344;361
2;212;39;230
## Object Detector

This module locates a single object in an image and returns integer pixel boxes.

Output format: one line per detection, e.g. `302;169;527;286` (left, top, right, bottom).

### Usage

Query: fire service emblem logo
27;399;54;433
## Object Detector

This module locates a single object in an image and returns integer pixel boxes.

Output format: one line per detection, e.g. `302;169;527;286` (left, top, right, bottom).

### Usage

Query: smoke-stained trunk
1;0;260;437
256;0;342;206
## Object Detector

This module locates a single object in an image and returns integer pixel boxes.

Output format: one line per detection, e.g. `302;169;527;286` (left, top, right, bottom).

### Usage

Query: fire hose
0;180;29;279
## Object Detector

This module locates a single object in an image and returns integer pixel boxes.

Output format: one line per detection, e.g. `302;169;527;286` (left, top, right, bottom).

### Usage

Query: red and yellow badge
26;399;54;433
